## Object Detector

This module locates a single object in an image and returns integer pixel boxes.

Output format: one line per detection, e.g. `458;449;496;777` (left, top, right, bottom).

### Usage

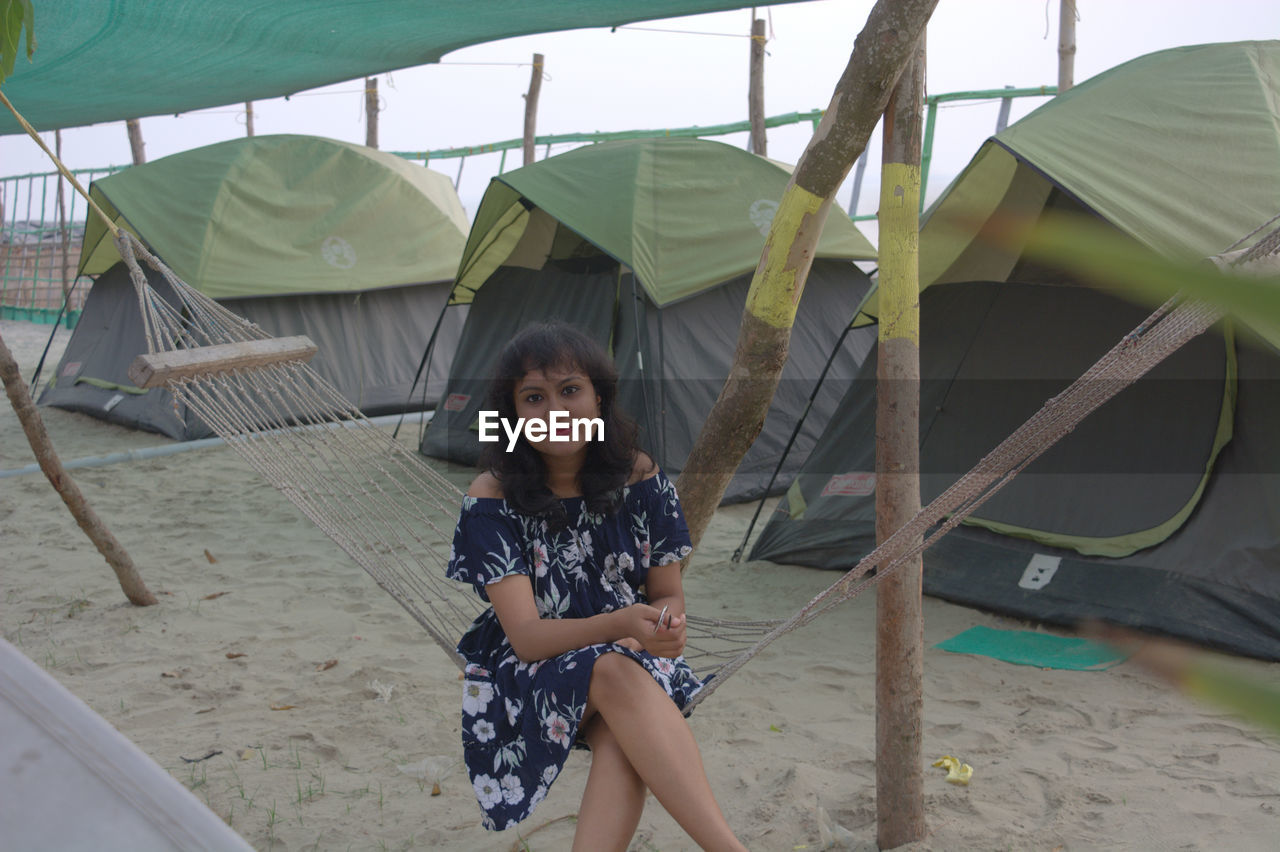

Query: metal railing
0;87;1055;325
1;165;124;325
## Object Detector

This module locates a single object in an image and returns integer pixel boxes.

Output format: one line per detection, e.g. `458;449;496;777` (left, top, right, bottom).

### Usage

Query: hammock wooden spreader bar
129;337;319;389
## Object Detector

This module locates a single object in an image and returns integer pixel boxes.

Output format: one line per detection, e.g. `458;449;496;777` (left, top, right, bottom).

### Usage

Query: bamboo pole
0;331;156;606
875;37;926;849
365;77;379;149
523;53;545;166
244;101;255;137
1058;0;1077;92
748;16;767;156
125;119;146;165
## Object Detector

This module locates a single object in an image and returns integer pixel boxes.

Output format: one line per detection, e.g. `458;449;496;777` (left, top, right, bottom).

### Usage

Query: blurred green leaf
980;210;1280;346
0;0;36;87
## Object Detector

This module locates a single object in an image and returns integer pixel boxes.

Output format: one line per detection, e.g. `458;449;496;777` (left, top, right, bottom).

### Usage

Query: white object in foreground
0;637;253;851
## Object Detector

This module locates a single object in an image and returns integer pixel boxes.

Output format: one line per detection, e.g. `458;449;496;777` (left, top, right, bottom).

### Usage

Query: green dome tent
750;41;1280;659
421;136;878;503
40;134;470;439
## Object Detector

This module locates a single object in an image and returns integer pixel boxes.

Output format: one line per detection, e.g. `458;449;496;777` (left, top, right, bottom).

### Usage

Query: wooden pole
365;77;379;148
1058;0;1077;92
244;101;255;137
523;53;545;166
125;119;146;165
0;331;157;606
875;36;926;849
748;16;767;156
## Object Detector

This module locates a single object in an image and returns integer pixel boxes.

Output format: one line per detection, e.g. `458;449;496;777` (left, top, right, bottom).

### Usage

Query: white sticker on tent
320;235;357;269
103;393;125;413
748;199;779;236
1018;554;1061;590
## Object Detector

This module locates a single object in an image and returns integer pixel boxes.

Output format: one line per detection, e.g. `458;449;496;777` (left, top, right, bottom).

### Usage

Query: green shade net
455;137;876;307
0;1;810;134
78;134;469;298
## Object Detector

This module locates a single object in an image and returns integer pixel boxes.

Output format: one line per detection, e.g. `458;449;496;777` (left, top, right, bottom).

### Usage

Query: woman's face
512;362;602;461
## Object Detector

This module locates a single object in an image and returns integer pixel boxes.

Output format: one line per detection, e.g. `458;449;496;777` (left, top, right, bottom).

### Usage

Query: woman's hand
615;603;686;658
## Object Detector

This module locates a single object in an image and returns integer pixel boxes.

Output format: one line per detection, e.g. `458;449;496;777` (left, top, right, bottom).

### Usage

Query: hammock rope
104;222;1276;707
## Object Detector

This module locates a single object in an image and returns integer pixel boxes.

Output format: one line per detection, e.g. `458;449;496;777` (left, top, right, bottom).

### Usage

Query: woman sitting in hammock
446;321;747;851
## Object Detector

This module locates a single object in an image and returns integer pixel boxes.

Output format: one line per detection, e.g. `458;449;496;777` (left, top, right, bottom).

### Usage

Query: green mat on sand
935;625;1129;671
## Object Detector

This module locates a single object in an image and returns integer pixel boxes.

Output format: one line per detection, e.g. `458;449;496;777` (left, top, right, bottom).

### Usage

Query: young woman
446;321;747;851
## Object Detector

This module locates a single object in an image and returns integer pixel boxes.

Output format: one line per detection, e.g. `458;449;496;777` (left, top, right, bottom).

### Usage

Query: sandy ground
3;316;1279;851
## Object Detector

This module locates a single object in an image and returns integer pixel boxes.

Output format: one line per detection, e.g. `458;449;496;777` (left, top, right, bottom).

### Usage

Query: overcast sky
2;0;1276;240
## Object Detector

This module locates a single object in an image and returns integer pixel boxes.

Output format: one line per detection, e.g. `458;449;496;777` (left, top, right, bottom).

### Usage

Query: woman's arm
486;574;669;663
642;560;688;658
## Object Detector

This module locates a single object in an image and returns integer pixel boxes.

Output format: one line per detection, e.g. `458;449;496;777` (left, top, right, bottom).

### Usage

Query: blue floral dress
446;470;703;831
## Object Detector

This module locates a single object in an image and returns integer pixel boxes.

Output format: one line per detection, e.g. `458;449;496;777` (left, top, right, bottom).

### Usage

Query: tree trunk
244;101;255;137
875;39;926;850
0;332;156;606
365;77;379;149
676;0;940;549
126;119;146;165
748;17;767;156
523;53;545;166
1058;0;1077;92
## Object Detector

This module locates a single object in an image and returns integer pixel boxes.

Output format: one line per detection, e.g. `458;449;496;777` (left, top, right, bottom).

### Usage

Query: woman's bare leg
571;716;648;852
584;652;747;852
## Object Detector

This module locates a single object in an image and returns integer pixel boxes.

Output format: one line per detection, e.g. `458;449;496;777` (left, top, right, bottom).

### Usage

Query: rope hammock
104;219;1278;713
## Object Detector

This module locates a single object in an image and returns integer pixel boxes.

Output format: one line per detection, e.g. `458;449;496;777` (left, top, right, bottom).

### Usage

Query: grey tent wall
40;261;461;440
420;264;618;466
750;281;1280;661
421;259;874;504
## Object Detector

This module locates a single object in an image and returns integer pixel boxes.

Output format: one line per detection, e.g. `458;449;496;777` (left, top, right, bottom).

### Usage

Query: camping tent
420;136;878;503
39;134;470;440
749;41;1280;659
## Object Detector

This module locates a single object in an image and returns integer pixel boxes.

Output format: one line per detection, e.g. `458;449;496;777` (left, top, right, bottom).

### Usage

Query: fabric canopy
920;41;1280;285
454;136;876;307
856;40;1280;327
78;134;469;298
0;1;807;134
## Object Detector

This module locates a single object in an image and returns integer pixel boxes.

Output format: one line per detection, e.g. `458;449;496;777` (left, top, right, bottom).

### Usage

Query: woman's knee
588;650;647;703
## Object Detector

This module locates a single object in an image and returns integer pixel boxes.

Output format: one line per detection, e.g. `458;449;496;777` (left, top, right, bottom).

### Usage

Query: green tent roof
0;1;808;134
919;40;1280;290
79;134;469;299
454;137;877;307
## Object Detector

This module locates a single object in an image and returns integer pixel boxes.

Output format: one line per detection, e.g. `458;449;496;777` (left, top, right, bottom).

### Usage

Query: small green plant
265;799;278;848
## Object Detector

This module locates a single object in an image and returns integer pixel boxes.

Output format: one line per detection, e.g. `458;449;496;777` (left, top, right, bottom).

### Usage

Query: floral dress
445;470;703;831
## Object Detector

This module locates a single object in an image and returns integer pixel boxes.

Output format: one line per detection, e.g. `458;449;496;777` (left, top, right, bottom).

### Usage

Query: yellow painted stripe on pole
878;161;921;345
745;184;825;328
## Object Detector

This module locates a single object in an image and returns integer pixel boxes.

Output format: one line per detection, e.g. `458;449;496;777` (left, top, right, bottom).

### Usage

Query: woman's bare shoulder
628;451;659;485
466;471;505;499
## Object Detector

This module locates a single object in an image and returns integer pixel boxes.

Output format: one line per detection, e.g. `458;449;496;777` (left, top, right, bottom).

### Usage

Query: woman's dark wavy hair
480;320;643;526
